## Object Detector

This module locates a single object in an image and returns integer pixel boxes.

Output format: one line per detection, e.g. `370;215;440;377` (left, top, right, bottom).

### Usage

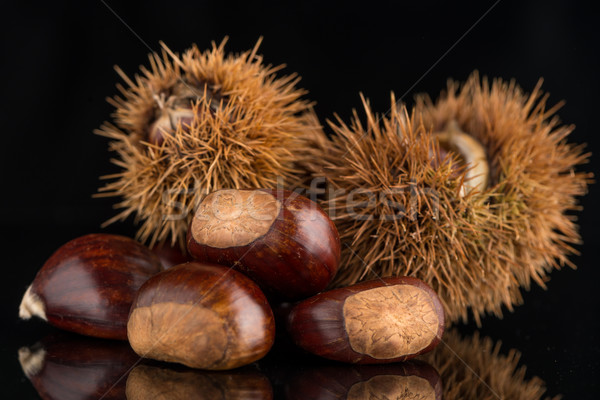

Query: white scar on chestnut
19;285;47;321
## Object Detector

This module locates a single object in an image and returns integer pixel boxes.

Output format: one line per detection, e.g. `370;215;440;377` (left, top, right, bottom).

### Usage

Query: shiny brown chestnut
126;364;273;400
187;189;341;300
285;362;442;400
18;333;139;400
19;234;163;340
150;241;193;269
127;262;275;370
287;277;445;364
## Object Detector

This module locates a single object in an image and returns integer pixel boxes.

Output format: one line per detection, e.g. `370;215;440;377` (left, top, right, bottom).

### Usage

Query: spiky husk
420;330;559;399
96;39;325;247
306;73;590;324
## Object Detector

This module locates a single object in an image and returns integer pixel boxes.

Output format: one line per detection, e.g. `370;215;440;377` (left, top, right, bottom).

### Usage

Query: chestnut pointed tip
19;285;46;321
18;345;46;378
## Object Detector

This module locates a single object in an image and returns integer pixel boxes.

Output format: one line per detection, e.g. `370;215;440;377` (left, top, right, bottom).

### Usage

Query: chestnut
126;364;273;400
19;233;163;340
187;189;341;300
287;277;445;364
434;120;489;196
285;362;442;400
18;333;139;400
150;241;193;269
127;262;275;370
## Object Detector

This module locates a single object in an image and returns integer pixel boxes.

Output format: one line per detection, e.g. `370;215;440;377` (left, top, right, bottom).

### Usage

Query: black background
1;0;599;398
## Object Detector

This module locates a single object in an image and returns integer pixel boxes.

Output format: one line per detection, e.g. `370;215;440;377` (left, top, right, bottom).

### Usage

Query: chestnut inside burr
190;189;281;248
433;120;489;195
347;375;437;400
343;285;440;359
148;80;225;145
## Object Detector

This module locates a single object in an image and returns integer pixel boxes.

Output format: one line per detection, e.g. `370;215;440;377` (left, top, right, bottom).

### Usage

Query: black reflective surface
6;326;574;399
2;0;599;398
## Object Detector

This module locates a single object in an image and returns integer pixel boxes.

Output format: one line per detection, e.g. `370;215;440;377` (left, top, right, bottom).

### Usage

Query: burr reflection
420;329;559;400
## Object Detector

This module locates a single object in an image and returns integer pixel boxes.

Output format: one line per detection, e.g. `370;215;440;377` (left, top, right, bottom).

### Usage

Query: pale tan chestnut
127;262;275;370
434;120;489;196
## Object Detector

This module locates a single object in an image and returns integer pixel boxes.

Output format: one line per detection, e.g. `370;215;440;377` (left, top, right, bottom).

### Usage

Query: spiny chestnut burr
423;329;554;399
18;333;139;400
127;262;275;370
285;362;442;400
19;234;163;340
126;365;273;400
97;40;327;250
187;189;341;300
287;277;445;364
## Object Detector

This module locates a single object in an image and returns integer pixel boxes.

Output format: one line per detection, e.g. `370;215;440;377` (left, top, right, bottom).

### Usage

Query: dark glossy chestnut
150;241;193;269
287;277;445;364
127;262;275;370
126;364;273;400
18;333;139;400
187;189;341;300
19;234;163;340
285;362;442;400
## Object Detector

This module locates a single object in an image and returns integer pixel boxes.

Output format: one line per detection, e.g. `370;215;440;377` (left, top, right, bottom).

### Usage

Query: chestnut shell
21;234;163;340
127;262;276;370
187;189;341;300
287;277;445;364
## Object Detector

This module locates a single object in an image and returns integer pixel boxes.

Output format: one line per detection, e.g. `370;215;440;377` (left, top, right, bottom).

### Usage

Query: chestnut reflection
285;361;442;400
18;333;138;400
421;329;556;399
126;364;273;400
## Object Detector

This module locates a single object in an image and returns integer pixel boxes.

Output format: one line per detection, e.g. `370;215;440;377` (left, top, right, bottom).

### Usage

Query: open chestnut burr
287;277;445;364
127;262;276;370
187;189;341;300
19;234;163;340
